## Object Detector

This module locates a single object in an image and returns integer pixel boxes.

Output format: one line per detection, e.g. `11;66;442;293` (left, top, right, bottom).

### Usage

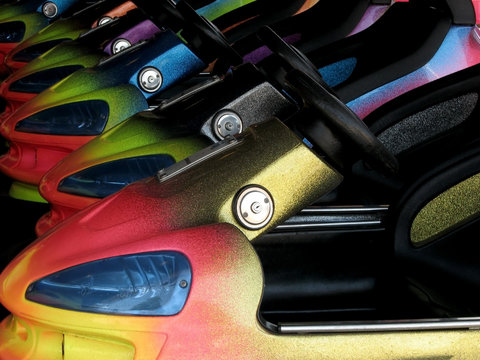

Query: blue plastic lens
26;251;192;316
58;154;175;198
9;65;83;93
319;57;357;88
11;38;70;62
15;100;109;135
0;21;26;43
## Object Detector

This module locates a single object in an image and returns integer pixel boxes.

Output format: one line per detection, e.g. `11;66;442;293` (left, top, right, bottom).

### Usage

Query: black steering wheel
286;68;399;175
175;0;243;68
257;25;398;175
256;25;332;91
131;0;242;70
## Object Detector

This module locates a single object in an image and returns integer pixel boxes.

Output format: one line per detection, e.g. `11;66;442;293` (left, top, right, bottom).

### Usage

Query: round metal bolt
112;38;131;54
42;1;58;18
234;186;274;230
98;16;113;26
138;67;163;93
179;280;188;288
213;111;243;140
251;202;263;214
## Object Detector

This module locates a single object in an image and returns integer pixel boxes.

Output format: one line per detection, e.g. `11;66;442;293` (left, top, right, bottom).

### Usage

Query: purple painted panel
103;20;161;55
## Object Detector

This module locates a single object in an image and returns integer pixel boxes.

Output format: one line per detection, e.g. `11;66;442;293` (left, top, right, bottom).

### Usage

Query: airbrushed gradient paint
34;0;78;21
196;0;256;20
2;223;480;359
103;20;161;55
0;0;46;21
1;120;480;359
5;1;140;72
0;0;265;115
90;1;136;28
0;12;48;74
0;29;206;187
0;83;148;185
5;14;98;72
34;9;480;230
0;41;105;122
348;26;480;119
37;111;212;234
347;3;390;36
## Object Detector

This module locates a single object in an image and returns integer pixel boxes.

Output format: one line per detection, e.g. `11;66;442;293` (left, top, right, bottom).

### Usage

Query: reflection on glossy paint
348;26;480;119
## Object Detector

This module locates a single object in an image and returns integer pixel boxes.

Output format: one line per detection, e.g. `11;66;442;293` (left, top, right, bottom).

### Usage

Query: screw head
98;16;112;26
112;38;131;54
213;111;243;140
234;186;274;230
138;67;163;93
42;1;58;18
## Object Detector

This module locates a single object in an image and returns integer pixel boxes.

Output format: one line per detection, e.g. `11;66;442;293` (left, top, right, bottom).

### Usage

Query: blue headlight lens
9;65;83;93
58;154;176;198
25;251;192;316
0;21;26;43
15;100;109;135
11;38;70;62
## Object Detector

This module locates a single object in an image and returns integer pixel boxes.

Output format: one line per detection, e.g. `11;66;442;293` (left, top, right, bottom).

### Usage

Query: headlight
0;21;25;43
9;65;83;93
58;154;176;198
11;38;69;62
15;100;109;135
25;251;192;316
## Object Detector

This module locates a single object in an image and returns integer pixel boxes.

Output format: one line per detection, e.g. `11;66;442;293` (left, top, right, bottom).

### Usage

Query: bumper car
0;6;162;121
2;0;263;76
0;0;368;119
0;0;249;198
0;0;92;77
0;0;326;124
0;0;384;202
3;0;138;75
2;51;480;358
35;0;480;232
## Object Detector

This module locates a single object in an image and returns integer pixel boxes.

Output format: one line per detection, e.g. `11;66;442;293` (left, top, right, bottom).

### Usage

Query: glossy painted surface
1;120;480;359
103;19;161;55
5;1;140;72
0;82;147;185
0;12;48;74
196;0;256;20
410;172;480;247
5;12;95;72
34;12;480;230
0;0;262;116
0;41;103;121
349;25;480;119
0;0;87;74
0;0;46;21
34;64;296;232
0;29;207;187
37;110;212;234
90;1;136;28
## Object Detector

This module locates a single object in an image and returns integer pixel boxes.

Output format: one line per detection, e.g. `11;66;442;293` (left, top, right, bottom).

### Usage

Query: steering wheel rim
256;25;330;89
176;0;243;66
286;69;399;175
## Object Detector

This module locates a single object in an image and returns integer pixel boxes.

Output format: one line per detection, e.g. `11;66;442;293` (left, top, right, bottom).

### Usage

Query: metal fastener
98;16;112;26
234;186;274;230
138;67;163;93
112;38;131;54
42;1;58;18
213;111;243;140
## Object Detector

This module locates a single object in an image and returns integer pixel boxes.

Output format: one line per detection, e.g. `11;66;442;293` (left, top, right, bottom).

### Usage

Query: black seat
257;62;480;323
